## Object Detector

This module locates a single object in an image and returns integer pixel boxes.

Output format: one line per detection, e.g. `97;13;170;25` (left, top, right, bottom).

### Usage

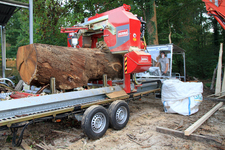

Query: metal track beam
0;86;122;120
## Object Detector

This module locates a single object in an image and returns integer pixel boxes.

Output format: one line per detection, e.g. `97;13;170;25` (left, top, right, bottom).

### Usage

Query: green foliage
2;0;225;79
156;0;224;79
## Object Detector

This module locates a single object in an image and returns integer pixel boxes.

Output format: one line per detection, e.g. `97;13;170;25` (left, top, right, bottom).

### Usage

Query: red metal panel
125;51;152;74
107;10;130;27
88;4;131;21
124;74;131;93
104;29;117;47
129;18;141;49
123;51;152;93
109;41;130;53
106;9;141;53
67;36;72;47
77;35;83;48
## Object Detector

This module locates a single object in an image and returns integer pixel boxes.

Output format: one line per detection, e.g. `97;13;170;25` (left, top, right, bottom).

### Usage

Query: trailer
0;79;160;146
0;4;162;146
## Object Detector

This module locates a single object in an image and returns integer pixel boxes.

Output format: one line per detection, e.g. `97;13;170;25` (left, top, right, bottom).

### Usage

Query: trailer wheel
82;105;109;139
108;100;129;130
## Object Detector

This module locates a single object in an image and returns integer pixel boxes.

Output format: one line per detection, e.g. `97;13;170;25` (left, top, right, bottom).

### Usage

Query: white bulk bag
162;79;203;115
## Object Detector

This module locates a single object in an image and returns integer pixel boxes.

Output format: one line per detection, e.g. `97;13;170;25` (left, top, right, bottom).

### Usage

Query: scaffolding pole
1;26;6;78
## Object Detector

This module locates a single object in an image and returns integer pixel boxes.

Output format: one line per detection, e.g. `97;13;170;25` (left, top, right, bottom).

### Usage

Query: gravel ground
0;87;224;150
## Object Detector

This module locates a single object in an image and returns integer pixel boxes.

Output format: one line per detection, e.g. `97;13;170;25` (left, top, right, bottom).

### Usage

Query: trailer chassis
0;80;161;146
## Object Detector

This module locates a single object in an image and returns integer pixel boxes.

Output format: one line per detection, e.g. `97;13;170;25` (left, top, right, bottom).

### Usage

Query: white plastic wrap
162;79;203;116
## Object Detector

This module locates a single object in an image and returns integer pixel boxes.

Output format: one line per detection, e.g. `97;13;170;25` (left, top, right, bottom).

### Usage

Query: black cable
10;121;33;147
210;13;225;25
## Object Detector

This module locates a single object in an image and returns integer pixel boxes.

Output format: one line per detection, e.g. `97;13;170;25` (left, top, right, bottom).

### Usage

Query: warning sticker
118;29;129;37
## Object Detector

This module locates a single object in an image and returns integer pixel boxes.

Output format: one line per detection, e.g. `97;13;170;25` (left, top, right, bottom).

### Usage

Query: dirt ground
0;86;225;150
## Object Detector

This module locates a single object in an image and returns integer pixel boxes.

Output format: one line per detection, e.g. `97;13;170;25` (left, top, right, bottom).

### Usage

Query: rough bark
16;43;123;90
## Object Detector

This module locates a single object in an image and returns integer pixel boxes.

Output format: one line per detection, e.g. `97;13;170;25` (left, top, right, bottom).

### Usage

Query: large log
16;43;123;90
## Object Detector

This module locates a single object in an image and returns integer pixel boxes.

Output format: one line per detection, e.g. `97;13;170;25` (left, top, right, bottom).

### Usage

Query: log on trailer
16;44;123;90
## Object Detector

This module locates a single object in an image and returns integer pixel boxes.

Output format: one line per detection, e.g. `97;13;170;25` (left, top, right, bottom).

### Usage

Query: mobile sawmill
0;4;161;146
1;0;224;146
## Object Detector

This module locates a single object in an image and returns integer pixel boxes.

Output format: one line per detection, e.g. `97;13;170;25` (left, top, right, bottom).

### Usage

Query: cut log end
16;44;37;85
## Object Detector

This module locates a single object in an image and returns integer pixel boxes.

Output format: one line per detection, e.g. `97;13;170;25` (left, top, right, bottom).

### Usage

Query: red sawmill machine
60;4;154;93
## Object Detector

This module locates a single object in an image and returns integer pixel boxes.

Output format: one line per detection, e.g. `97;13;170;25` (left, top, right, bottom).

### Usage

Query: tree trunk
213;18;219;55
16;43;123;90
146;1;158;45
150;1;158;45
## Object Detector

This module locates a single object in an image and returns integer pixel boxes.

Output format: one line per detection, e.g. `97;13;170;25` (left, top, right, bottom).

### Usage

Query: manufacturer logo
141;57;148;62
118;29;129;37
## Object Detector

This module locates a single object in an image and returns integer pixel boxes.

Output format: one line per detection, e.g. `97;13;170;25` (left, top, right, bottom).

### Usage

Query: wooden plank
205;97;225;102
215;43;223;96
207;90;225;97
184;102;223;136
222;67;225;96
210;67;217;90
106;90;128;99
156;126;221;144
215;94;225;99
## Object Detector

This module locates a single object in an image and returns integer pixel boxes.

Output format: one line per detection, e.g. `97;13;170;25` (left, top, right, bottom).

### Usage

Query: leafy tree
2;0;225;79
156;0;224;79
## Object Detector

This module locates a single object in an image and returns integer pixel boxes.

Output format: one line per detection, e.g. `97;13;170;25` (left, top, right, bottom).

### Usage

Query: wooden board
156;126;221;144
222;67;225;96
205;97;225;102
215;43;223;96
207;91;225;97
210;67;217;90
106;90;128;99
184;102;223;136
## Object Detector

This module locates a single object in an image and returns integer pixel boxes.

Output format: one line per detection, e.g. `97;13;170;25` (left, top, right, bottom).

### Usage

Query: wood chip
21;141;32;150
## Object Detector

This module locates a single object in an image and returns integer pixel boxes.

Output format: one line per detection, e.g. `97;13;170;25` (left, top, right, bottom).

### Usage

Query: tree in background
5;0;86;57
156;0;225;79
2;0;225;79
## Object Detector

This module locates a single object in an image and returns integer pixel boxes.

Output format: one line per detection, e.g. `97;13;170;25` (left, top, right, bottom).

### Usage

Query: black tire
108;100;130;130
82;105;109;140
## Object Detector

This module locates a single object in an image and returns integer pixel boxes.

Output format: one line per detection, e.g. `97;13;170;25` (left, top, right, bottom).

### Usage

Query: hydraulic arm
202;0;225;29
